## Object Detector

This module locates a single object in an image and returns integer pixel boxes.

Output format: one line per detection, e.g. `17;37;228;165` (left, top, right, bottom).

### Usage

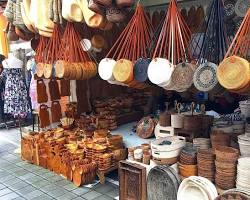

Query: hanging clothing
0;78;5;122
0;68;31;118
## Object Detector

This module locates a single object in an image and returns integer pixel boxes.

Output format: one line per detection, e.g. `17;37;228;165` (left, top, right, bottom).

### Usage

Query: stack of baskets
193;138;211;149
210;130;231;149
215;146;240;190
178;146;198;179
238;134;250;157
197;149;215;182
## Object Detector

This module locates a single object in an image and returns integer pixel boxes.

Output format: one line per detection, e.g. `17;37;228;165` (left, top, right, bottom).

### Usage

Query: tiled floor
0;128;119;200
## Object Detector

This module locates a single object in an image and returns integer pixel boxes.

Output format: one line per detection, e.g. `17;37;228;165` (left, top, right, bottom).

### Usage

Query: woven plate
171;62;194;91
113;59;133;84
217;56;250;90
193;62;218;92
136;116;155;139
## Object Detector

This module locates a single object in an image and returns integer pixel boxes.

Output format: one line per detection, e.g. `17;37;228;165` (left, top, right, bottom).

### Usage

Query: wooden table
97;165;118;184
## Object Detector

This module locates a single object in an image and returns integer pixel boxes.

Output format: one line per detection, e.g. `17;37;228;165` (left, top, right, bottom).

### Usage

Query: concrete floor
0;128;119;200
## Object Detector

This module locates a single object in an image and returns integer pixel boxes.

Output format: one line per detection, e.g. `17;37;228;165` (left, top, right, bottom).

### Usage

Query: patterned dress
0;68;31;118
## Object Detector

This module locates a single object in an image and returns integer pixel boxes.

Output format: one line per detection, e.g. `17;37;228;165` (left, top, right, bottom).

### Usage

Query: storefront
0;0;250;199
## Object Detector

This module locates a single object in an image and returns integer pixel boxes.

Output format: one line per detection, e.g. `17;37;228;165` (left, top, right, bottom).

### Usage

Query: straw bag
217;56;250;91
39;105;50;128
217;9;250;94
62;0;84;22
37;79;48;103
13;0;28;31
20;1;37;33
77;0;105;28
34;0;54;36
148;0;192;90
60;79;70;96
51;101;62;123
6;22;19;41
103;5;153;90
106;6;126;23
88;0;104;15
49;79;61;101
4;0;14;23
56;22;97;80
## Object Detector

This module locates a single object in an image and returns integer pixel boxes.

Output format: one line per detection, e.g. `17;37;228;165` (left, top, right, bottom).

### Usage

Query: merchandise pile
215;146;239;190
21;128;126;187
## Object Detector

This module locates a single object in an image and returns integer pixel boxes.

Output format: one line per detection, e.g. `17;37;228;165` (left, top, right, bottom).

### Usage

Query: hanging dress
0;68;31;118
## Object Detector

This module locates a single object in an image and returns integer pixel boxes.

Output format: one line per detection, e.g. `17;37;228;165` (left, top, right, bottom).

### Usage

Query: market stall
0;0;250;199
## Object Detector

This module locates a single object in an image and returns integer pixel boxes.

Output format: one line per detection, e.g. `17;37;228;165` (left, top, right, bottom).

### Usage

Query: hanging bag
37;79;48;103
51;101;62;123
39;104;50;128
49;79;61;101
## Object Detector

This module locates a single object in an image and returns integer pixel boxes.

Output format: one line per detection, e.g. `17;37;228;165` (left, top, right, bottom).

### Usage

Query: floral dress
0;68;31;118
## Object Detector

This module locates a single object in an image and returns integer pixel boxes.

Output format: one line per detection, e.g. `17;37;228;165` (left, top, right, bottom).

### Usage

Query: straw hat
62;0;84;22
77;0;105;28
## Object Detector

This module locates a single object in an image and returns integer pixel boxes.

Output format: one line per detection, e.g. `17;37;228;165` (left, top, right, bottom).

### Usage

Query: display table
111;122;156;148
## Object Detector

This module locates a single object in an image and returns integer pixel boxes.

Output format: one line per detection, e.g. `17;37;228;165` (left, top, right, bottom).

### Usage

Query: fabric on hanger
48;79;60;101
39;104;50;128
29;75;38;110
0;68;31;118
37;79;48;103
51;100;62;123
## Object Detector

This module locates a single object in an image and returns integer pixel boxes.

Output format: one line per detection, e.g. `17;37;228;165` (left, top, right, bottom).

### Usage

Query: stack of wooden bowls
178;146;198;179
215;146;240;190
210;130;231;149
238;134;250;157
237;157;250;192
193;138;211;149
197;149;215;182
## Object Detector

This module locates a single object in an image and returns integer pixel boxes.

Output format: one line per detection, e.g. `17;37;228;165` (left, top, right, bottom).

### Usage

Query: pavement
0;128;119;200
